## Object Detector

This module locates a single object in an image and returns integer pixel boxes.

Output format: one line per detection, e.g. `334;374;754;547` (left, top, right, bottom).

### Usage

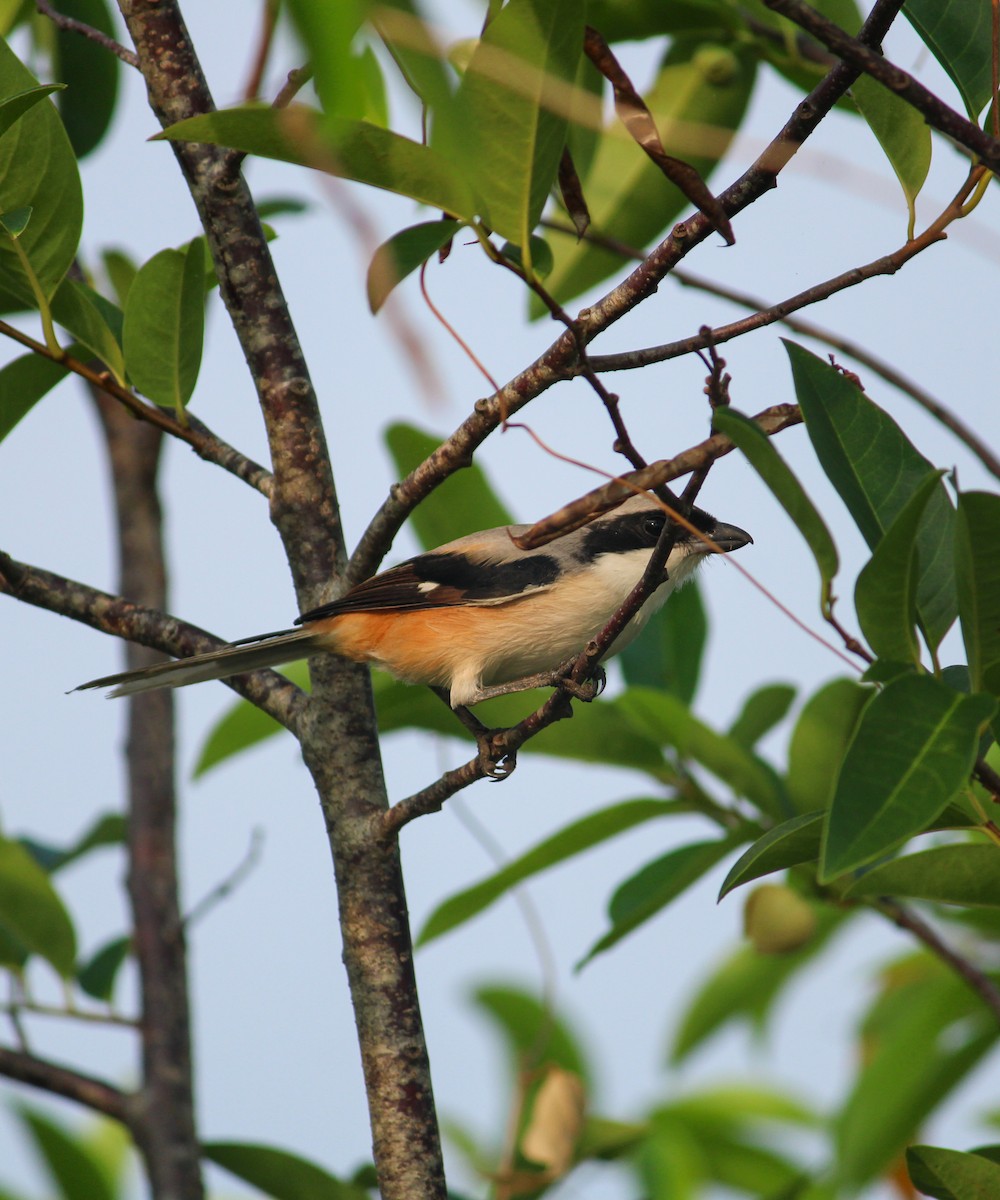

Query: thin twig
35;0;139;68
185;828;265;928
273;64;314;109
1;1001;137;1028
764;0;1000;171
878;899;1000;1026
0;318;273;496
242;0;279;101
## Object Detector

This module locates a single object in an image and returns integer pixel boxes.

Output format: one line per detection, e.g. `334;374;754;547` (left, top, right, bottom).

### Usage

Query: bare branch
0;1047;132;1124
35;0;139;68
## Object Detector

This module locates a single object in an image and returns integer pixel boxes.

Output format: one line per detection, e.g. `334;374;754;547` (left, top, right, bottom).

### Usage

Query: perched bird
76;494;751;707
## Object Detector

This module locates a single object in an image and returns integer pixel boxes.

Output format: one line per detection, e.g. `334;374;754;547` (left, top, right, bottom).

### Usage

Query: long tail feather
74;629;319;698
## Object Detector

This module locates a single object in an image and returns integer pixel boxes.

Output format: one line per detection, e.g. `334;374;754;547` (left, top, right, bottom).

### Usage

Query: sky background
2;3;999;1197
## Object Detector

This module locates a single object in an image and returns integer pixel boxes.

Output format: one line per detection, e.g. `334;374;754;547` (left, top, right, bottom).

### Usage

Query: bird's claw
556;663;606;702
476;729;517;780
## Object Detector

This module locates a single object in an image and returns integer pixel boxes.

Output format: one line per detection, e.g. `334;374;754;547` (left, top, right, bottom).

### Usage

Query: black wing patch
296;550;560;624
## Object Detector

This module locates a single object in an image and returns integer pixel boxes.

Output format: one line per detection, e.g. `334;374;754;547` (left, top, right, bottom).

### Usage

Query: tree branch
35;0;139;68
0;1047;131;1124
764;0;1000;171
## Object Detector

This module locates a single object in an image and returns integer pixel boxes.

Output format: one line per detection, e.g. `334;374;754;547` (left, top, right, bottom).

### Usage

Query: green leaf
0;834;76;975
787;341;957;653
51;276;126;382
907;1144;1000;1200
384;421;513;548
101;247;136;307
854;469;946;664
204;1142;368;1200
903;0;996;120
192;665;306;778
372;0;455;114
417;798;677;946
0;203;30;236
497;234;554;278
16;1108;115;1200
0;84;64;139
728;683;796;750
617;687;786;815
718;811;824;900
76;935;130;1002
471;984;590;1082
0;38;82;304
367;219;460;313
835;965;1000;1187
0;350;68;442
820;675;996;881
284;0;367;120
956;492;1000;701
432;0;582;255
620;578;707;704
538;36;756;310
786;678;871;813
123;239;205;412
52;0;119;158
850;74;930;235
670;908;847;1062
581;837;738;965
20;812;125;873
714;406;838;608
846;844;1000;907
156;105;478;223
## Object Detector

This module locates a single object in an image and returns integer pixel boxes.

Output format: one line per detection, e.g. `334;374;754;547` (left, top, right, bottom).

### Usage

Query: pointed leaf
787;341;957;652
620;578;707;703
718;812;824;900
76;935;130;1002
372;0;455;114
16;1108;115;1200
903;0;996;119
820;675;996;881
0;84;64;140
20;812;125;873
123;239;205;410
284;0;367;120
854;469;946;663
907;1144;1000;1200
714;406;838;606
432;0;583;253
850;74;930;233
728;683;796;750
0;350;69;442
956;491;1000;700
156;105;478;222
786;678;871;813
367;219;460;313
846;844;1000;907
582;837;738;964
204;1142;368;1200
418;799;677;946
51;276;125;382
0;834;76;975
52;0;119;158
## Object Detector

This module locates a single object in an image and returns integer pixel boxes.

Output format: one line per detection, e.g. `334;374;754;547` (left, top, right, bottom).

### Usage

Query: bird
75;494;751;708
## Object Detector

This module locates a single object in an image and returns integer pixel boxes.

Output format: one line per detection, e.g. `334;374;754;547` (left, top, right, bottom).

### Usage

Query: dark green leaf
846;844;1000;907
51;276;125;381
384;421;513;548
728;683;796;750
0;38;82;302
0;84;64;140
123;239;205;411
854;470;946;663
786;678;871;813
76;935;130;1002
714;406;838;606
204;1142;368;1200
53;0;119;158
0;350;68;442
903;0;996;119
787;341;957;653
718;812;824;900
0;203;30;236
956;492;1000;701
850;74;930;232
157;105;478;223
0;834;76;975
16;1107;115;1200
471;984;590;1082
101;247;136;307
670;908;847;1062
433;0;582;253
418;799;677;946
582;837;739;964
19;812;125;873
907;1144;1000;1200
620;578;706;704
367;219;460;313
820;675;996;880
538;37;755;310
497;234;554;278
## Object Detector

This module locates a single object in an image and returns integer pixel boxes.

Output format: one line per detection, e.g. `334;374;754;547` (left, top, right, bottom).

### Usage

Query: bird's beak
708;522;753;553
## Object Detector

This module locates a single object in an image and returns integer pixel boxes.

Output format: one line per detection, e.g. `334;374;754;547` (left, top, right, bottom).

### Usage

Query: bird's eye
643;516;663;538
